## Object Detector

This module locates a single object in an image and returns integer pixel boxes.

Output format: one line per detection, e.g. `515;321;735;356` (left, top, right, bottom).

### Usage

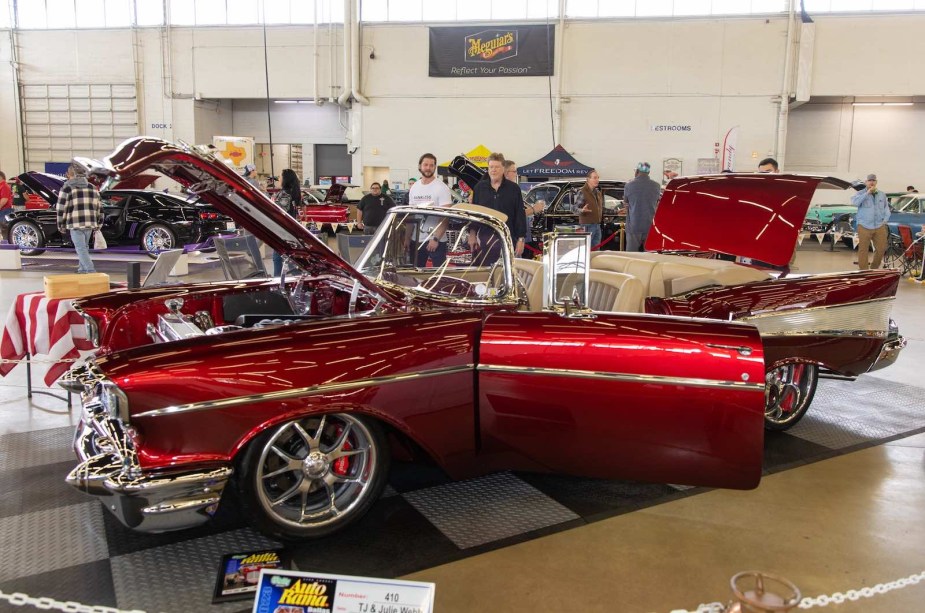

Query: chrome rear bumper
66;409;232;533
868;334;906;373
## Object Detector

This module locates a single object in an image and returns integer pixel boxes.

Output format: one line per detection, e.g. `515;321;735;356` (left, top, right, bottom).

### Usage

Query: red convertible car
61;138;903;541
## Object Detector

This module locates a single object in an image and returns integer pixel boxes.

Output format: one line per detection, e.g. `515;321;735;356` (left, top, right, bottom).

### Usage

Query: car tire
236;412;390;541
9;220;46;256
764;362;818;431
140;223;176;258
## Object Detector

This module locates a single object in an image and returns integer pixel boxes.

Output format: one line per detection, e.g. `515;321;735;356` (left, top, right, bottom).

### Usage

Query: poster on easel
213;136;256;172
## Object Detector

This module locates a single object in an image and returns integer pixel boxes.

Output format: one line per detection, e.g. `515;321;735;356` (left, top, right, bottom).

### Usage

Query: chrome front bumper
66;403;232;533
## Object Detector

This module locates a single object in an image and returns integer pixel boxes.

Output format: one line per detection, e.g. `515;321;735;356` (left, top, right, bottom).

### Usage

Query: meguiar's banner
429;24;554;78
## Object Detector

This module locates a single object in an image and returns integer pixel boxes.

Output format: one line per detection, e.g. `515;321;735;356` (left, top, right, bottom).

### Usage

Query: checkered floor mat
1;376;923;611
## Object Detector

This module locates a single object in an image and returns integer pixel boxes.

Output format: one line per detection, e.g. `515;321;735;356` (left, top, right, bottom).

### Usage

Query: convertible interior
513;252;773;314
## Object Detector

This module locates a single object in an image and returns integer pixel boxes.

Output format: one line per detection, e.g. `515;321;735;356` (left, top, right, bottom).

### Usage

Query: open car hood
645;173;853;265
323;184;346;204
91;137;383;294
17;171;64;205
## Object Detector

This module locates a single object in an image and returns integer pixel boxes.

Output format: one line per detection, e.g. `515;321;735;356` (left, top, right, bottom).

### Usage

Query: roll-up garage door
20;83;138;172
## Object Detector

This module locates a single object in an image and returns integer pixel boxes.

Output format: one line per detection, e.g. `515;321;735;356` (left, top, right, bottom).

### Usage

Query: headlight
99;380;130;423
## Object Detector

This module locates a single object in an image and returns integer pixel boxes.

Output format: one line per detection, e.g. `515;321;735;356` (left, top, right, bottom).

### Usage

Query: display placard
213;549;292;603
252;569;435;613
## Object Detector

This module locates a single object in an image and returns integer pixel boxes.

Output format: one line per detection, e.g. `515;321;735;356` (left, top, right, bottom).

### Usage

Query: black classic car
525;180;626;249
446;155;626;251
1;171;234;256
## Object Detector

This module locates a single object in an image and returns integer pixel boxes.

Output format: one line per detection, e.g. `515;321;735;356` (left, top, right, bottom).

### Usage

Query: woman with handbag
272;169;303;276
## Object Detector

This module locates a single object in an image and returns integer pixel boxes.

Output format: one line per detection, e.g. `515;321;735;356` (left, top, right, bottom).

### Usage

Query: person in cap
622;162;661;252
242;164;260;189
850;173;891;270
56;162;102;274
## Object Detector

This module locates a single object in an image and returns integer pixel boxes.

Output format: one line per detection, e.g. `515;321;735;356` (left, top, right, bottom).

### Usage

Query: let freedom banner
429;24;554;78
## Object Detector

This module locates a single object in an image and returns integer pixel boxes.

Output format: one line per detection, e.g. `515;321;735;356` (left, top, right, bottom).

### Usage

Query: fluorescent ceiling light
274;100;316;104
884;102;914;106
852;102;914;106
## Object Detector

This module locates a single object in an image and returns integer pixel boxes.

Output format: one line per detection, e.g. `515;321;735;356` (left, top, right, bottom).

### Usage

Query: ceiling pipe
776;0;796;168
336;0;352;105
553;0;565;146
313;0;323;105
350;0;369;105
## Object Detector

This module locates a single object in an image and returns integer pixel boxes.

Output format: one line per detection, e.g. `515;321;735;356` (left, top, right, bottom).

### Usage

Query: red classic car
61;138;903;541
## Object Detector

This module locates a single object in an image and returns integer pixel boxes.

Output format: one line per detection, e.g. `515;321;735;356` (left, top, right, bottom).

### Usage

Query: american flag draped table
0;292;95;387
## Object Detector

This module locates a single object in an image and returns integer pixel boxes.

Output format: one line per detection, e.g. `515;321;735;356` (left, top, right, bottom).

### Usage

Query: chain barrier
0;589;146;613
669;570;925;613
0;356;82;366
797;570;924;609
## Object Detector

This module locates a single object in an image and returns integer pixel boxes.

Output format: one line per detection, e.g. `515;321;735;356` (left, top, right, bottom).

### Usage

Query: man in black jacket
472;153;526;257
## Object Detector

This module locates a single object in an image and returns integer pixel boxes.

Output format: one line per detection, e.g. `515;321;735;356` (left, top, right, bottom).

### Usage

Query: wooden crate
44;273;111;299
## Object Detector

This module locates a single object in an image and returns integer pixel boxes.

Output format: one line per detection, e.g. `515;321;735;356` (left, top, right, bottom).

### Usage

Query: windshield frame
354;205;520;307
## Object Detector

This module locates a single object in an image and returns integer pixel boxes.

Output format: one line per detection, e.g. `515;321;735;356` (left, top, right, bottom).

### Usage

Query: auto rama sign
429;24;555;77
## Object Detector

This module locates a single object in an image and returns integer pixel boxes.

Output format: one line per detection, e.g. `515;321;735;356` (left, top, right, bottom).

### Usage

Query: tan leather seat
512;259;544;311
592;252;771;297
587;270;645;313
591;254;662;299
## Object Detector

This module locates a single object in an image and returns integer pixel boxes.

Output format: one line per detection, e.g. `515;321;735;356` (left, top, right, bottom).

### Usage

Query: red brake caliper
780;364;802;413
332;427;351;476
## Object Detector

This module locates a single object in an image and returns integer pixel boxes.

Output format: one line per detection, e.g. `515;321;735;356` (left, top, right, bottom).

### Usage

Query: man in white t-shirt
409;152;453;267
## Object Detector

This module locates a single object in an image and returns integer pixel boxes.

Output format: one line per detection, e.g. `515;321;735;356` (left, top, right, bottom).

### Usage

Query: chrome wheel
10;221;46;255
764;363;818;431
141;224;175;255
240;413;388;540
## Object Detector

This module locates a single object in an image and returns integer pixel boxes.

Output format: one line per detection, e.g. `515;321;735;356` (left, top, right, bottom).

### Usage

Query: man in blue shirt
850;173;891;270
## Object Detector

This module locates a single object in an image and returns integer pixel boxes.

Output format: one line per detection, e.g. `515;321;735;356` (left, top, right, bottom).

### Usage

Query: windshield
525;185;561;212
894;196;924;214
356;209;514;303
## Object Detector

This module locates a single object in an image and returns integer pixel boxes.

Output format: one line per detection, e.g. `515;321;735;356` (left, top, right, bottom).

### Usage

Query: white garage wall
787;102;925;190
193;99;233;144
0;12;923;183
0;33;20;174
810;15;925;96
359;18;789;179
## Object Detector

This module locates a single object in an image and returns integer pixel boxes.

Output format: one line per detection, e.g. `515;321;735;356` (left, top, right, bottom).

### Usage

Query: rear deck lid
645;174;852;265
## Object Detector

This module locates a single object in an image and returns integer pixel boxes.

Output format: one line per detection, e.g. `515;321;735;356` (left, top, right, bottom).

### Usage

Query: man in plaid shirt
56;163;102;274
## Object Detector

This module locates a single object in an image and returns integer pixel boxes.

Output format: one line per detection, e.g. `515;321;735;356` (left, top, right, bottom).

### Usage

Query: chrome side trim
740;298;894;336
134;363;475;418
476;364;765;392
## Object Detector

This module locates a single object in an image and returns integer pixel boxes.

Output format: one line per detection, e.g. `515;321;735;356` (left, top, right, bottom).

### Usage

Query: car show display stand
0;248;22;270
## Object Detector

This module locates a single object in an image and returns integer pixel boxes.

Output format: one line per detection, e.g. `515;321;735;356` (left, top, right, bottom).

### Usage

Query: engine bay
143;277;389;345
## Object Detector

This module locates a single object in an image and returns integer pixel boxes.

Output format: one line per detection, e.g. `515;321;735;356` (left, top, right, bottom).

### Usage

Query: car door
100;194;129;240
543;186;581;232
476;310;766;489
